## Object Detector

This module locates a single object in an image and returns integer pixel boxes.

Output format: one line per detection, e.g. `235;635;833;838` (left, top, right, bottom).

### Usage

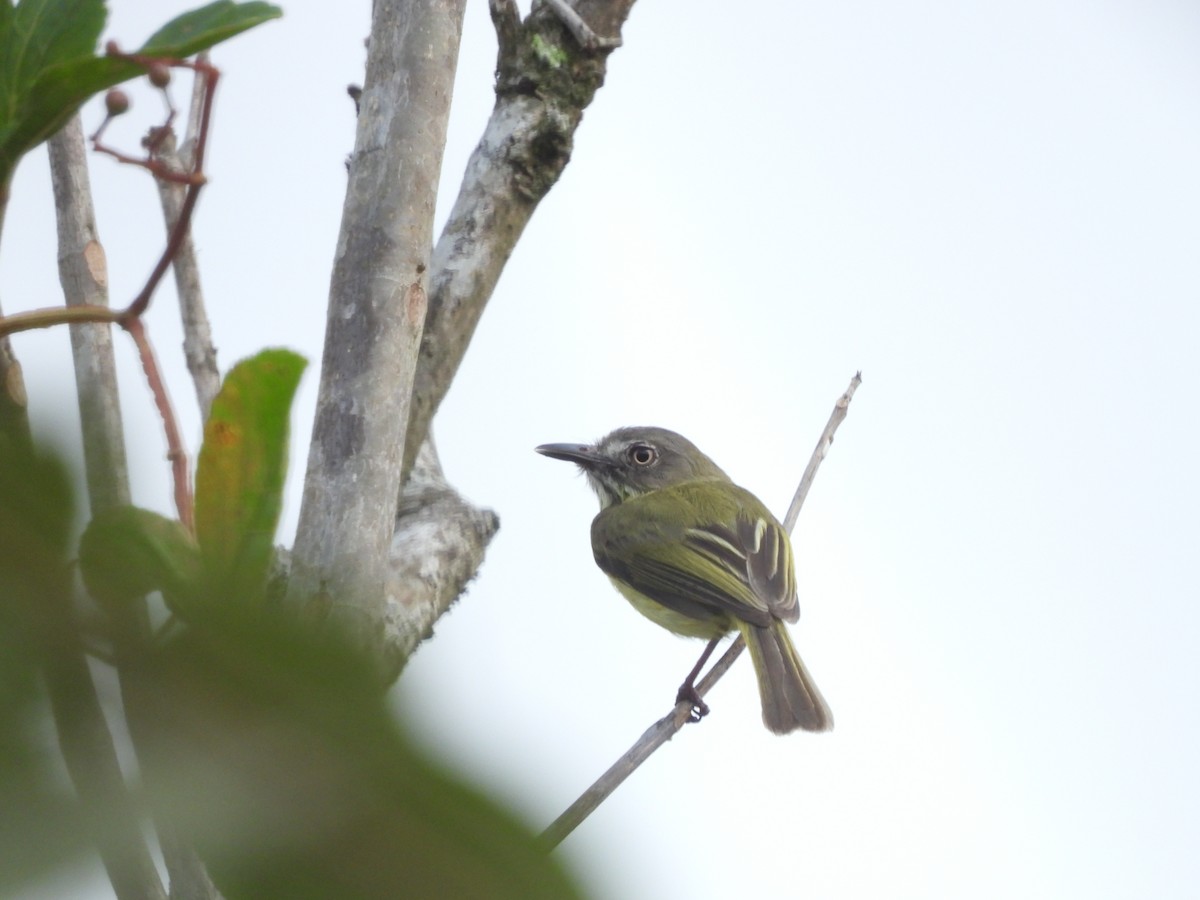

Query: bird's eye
627;444;657;466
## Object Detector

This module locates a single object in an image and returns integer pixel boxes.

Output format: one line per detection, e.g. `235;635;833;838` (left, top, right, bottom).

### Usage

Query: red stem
125;317;193;532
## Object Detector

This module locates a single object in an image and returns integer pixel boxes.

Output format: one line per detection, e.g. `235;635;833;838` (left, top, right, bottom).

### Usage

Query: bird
537;426;832;734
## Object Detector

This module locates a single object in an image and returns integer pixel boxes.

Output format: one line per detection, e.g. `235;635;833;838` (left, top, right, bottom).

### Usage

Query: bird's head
536;426;729;508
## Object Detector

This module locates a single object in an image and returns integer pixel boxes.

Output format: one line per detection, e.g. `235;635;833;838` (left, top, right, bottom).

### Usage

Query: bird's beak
535;443;607;467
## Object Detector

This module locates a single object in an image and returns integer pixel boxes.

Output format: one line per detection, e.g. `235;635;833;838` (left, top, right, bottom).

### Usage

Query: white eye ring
628;444;657;466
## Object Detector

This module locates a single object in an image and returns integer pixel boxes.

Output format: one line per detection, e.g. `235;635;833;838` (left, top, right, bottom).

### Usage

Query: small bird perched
537;427;832;734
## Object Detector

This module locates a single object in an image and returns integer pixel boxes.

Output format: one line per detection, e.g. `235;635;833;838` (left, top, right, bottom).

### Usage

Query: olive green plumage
537;427;832;734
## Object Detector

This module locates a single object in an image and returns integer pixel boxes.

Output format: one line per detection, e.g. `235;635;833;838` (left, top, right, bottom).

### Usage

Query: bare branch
784;371;862;532
289;0;469;661
47;113;168;900
401;0;638;482
48;116;132;512
151;127;220;421
179;53;209;166
543;0;623;49
539;373;863;850
488;0;521;58
52;110;223;900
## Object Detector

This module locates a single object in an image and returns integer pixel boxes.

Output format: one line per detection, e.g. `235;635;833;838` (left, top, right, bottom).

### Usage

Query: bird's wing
592;493;797;628
686;516;797;623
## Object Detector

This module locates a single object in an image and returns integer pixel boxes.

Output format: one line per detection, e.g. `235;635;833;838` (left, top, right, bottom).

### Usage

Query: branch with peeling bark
382;435;500;678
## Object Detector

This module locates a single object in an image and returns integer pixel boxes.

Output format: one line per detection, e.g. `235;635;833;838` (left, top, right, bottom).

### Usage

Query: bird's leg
676;636;722;722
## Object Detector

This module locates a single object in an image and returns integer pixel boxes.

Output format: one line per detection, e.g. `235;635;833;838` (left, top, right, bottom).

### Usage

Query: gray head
536;426;730;507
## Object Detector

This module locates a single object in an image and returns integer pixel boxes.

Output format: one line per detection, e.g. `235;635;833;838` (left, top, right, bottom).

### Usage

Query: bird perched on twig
537;426;832;734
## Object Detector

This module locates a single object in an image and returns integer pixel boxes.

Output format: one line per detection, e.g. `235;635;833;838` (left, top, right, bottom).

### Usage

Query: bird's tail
741;620;833;734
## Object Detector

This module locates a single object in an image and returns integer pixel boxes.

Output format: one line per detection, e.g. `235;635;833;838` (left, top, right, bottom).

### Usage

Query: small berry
148;62;171;88
105;89;130;116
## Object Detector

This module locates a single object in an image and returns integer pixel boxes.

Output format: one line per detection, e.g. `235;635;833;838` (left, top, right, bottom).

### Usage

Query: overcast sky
5;1;1200;898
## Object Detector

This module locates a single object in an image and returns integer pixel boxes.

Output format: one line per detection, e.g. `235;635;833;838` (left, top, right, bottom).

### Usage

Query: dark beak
535;443;606;467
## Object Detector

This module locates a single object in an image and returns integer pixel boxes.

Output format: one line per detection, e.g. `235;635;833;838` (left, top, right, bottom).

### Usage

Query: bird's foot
675;683;710;723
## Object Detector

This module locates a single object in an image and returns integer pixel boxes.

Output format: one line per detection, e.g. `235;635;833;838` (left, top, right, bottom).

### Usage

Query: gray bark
49;116;131;512
289;0;469;662
383;435;499;677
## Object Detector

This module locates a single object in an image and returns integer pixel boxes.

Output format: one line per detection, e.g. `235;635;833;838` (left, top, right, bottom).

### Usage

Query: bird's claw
675;684;710;723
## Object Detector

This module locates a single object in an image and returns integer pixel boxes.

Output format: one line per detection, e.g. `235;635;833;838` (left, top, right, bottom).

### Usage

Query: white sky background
4;0;1200;898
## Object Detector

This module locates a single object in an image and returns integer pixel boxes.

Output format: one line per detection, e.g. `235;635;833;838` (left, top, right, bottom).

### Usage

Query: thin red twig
0;53;221;531
126;317;193;531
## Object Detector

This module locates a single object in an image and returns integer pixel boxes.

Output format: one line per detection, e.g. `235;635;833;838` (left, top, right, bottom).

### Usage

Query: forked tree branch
400;0;637;483
539;373;863;850
382;0;637;672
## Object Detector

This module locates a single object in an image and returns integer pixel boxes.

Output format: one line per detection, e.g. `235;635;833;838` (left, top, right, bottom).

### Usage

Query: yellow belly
607;576;731;640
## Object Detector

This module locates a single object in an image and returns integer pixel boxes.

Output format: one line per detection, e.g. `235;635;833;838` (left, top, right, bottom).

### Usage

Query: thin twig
539;372;863;850
125;169;203;320
784;371;862;533
0;304;122;337
126;317;193;531
180;53;209;166
151;132;220;418
542;0;623;50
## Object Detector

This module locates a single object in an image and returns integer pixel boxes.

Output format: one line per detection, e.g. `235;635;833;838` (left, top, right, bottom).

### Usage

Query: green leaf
0;0;281;202
79;505;202;611
194;349;305;602
1;0;106;101
138;0;281;58
0;0;107;188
